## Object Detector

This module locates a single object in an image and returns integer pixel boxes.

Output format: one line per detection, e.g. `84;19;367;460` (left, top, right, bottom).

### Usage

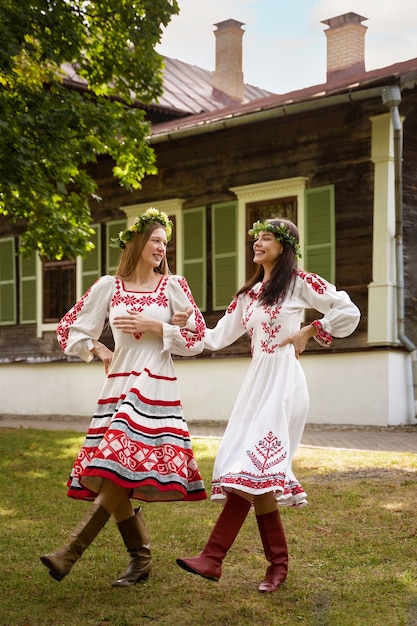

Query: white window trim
36;254;56;337
0;236;17;326
76;223;101;300
106;219;128;275
230;177;308;286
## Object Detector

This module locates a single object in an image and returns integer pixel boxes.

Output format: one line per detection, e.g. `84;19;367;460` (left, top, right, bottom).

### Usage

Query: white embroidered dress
205;270;360;507
57;274;207;503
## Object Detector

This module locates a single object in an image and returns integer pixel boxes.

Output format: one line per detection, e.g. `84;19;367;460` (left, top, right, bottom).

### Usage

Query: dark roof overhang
150;67;417;144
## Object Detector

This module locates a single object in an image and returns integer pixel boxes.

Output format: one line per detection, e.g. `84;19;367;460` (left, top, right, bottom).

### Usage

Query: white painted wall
1;350;415;426
301;350;414;426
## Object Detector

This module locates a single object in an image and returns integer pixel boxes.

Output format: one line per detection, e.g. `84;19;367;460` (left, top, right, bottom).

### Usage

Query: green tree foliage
0;0;179;259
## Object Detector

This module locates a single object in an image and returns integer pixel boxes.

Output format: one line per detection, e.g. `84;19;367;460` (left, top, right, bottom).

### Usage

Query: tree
0;0;179;259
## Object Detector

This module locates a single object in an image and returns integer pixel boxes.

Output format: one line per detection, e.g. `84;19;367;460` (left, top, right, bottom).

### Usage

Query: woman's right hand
91;340;113;375
171;308;193;328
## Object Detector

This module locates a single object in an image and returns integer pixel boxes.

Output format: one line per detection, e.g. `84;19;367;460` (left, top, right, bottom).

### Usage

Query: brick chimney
322;12;368;83
213;19;245;103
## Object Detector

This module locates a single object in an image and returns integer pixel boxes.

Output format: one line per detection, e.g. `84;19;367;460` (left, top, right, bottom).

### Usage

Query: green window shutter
0;238;17;325
183;207;206;311
304;186;335;283
212;202;237;310
81;224;101;293
106;220;126;274
19;243;37;324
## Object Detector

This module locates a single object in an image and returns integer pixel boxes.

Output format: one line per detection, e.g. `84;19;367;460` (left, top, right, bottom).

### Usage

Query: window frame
211;201;238;311
19;239;37;324
230;178;309;285
0;237;17;325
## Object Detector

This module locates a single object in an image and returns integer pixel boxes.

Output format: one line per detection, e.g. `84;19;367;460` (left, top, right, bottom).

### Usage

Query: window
19;243;37;324
106;220;126;274
183;207;206;310
212;202;238;310
166;214;177;275
80;224;101;295
1;185;335;332
42;259;76;323
0;237;17;325
304;186;335;283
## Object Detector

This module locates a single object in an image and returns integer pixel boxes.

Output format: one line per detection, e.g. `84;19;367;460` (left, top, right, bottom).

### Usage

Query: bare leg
94;478;134;521
253;491;277;515
229;487;253;503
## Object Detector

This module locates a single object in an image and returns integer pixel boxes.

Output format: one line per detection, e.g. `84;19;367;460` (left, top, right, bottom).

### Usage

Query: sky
157;0;417;94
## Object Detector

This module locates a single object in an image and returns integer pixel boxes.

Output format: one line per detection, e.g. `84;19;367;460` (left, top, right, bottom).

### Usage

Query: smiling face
253;230;283;272
140;227;168;269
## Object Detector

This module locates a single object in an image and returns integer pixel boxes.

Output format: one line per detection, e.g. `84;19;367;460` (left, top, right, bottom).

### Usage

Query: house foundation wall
1;350;415;427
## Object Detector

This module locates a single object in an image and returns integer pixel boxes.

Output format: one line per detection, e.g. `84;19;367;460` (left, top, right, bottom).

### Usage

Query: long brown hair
236;218;299;306
115;222;170;279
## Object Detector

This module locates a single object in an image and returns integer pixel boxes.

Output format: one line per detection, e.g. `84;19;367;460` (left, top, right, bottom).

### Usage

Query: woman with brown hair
41;208;206;586
176;218;360;592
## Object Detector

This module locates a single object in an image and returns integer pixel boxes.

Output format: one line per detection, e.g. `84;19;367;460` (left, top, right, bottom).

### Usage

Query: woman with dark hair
176;218;360;592
40;208;206;587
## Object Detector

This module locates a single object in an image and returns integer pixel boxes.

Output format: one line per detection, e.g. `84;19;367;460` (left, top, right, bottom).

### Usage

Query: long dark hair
236;218;299;306
116;222;170;279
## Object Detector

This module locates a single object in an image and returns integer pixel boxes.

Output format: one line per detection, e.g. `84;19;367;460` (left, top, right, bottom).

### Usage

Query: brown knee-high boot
256;509;288;592
40;503;110;581
112;507;152;587
176;492;251;581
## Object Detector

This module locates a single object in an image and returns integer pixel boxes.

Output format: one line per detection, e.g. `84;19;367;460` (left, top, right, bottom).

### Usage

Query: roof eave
149;82;392;144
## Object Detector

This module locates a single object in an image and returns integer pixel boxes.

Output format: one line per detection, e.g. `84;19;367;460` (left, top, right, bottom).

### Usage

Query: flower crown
248;220;302;258
110;208;173;250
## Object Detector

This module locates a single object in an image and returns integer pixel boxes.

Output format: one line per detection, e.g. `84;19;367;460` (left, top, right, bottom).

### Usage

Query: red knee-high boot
176;492;251;581
256;509;288;592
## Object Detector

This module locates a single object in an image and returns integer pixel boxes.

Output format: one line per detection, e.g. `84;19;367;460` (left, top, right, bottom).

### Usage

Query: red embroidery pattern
260;305;282;353
98;431;188;476
215;472;286;492
312;319;332;346
57;282;96;351
58;275;205;350
70;435;204;494
176;276;206;347
227;298;238;314
247;431;287;472
242;288;258;329
297;270;328;294
111;277;170;339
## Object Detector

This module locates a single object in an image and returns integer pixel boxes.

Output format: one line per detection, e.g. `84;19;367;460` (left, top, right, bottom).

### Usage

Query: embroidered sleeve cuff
312;320;333;347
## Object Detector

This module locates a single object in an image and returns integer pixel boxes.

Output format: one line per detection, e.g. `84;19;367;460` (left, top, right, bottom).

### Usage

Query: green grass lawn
0;427;416;626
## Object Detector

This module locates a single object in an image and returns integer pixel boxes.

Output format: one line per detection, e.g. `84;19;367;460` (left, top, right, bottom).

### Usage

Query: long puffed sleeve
162;275;206;356
295;271;360;347
204;295;247;352
56;275;115;362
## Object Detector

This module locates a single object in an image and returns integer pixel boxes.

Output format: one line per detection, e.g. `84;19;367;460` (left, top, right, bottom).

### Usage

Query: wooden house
1;13;416;426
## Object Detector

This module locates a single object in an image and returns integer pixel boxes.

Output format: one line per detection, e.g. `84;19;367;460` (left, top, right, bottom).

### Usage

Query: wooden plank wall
2;94;417;360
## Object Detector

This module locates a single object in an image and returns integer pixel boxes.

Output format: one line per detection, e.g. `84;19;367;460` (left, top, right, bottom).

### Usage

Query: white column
368;113;398;345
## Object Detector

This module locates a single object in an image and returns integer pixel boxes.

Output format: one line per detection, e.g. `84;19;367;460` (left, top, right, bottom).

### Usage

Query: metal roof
150;57;417;141
61;57;274;117
157;56;274;115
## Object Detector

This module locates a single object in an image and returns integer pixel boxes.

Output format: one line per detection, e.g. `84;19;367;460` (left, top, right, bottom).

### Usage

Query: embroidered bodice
205;270;360;357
